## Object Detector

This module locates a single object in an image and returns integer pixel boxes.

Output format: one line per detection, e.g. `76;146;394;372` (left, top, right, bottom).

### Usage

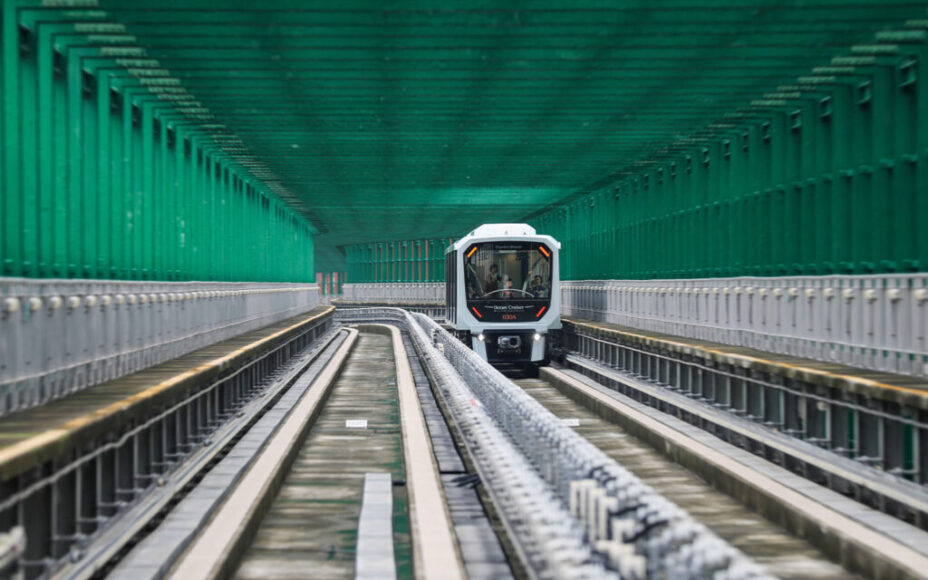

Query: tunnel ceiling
87;0;926;266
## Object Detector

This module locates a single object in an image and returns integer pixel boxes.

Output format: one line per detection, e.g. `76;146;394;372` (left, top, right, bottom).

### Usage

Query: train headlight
477;333;485;342
533;332;542;342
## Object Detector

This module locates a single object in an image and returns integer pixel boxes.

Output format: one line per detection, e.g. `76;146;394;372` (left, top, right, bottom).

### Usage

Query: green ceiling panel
4;1;927;276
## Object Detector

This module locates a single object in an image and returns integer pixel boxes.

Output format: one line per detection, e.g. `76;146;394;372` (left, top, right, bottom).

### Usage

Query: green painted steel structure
3;1;928;280
1;1;316;281
345;238;452;283
531;31;928;279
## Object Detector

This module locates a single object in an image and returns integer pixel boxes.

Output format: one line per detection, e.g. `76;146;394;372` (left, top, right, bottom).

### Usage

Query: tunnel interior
3;6;928;578
1;1;927;280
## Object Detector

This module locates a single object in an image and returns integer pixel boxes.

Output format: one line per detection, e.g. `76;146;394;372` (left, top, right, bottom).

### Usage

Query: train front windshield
463;241;553;322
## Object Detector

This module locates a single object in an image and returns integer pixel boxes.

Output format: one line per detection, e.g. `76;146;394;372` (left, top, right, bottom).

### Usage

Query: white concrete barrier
0;278;321;415
562;275;928;378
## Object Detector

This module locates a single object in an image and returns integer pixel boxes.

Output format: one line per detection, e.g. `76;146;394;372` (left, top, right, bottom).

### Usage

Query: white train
444;223;561;367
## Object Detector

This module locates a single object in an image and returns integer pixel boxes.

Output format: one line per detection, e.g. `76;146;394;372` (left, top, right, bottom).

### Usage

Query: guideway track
519;372;848;579
538;364;928;579
0;307;335;580
103;326;351;580
10;304;920;578
166;326;463;579
341;308;766;579
563;316;928;491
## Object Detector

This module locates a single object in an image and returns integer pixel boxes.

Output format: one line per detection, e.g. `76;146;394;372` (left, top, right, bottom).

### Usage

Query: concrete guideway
0;307;336;579
0;302;924;578
378;324;463;580
101;327;352;580
342;297;928;495
167;327;362;579
342;307;768;578
540;366;928;579
516;373;848;578
563;316;928;509
168;324;463;579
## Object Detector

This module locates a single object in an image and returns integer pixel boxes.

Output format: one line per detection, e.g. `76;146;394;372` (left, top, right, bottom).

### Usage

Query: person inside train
484;263;501;294
529;275;547;298
465;266;481;299
501;278;514;299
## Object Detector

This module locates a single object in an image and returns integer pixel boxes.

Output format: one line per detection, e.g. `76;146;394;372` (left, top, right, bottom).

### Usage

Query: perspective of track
166;326;461;579
516;373;848;579
3;306;928;579
531;367;928;579
4;1;928;578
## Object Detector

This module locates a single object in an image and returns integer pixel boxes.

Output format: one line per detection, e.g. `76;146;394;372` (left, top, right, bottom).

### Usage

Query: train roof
448;223;559;252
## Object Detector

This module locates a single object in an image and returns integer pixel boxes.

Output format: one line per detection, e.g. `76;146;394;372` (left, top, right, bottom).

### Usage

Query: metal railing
0;278;321;415
341;283;443;304
337;274;928;380
563;275;928;378
563;319;928;492
336;308;764;578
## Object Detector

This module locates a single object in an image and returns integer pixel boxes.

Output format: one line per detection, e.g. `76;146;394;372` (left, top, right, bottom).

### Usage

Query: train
444;223;561;368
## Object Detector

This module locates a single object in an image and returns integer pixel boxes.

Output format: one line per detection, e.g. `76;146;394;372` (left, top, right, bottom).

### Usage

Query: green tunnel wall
5;3;928;285
0;4;315;282
349;40;928;284
345;238;453;284
532;45;928;281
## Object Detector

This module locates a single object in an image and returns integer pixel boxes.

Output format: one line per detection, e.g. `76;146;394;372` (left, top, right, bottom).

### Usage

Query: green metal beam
3;1;927;277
